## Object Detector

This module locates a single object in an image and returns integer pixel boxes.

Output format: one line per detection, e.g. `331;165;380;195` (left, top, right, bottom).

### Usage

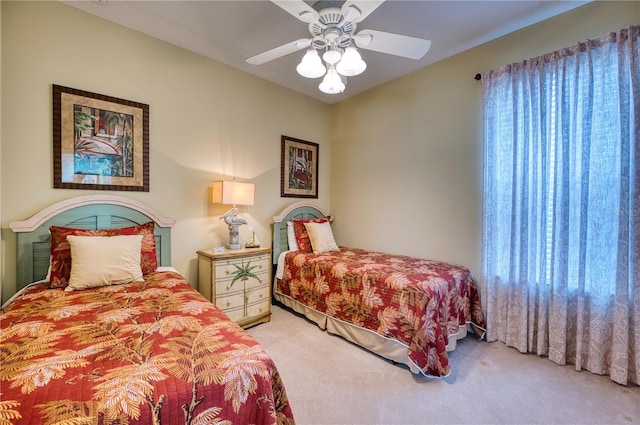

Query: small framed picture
53;85;149;192
281;135;318;198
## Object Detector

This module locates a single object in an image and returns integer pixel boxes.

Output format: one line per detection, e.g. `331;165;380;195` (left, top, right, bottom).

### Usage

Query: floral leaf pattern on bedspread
277;247;485;377
0;271;295;425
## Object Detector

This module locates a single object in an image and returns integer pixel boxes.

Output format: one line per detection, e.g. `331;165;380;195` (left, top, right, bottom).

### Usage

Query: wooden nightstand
197;247;272;328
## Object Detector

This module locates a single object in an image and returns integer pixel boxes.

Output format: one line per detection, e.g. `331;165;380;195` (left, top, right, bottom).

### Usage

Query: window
480;26;639;385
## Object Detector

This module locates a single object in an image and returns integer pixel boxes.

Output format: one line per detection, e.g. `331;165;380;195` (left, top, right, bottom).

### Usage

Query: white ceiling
62;0;589;104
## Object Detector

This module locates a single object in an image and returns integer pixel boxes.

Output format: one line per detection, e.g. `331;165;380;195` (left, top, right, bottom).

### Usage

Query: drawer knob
226;301;231;307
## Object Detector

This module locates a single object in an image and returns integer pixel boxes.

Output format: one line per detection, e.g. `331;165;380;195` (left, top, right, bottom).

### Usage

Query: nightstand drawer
214;254;269;278
215;293;244;311
223;305;246;323
246;284;269;305
246;299;270;319
215;270;268;295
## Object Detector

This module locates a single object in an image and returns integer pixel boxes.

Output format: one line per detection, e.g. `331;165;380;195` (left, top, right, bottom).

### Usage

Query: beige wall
0;1;331;302
330;1;639;278
2;1;638;302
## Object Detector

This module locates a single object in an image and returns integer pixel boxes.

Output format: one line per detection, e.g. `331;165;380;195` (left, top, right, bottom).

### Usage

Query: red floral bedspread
277;248;485;377
0;271;295;425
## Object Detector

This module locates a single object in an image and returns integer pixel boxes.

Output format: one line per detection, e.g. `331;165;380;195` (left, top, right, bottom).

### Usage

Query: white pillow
287;221;300;251
45;255;52;282
304;221;339;254
66;235;144;291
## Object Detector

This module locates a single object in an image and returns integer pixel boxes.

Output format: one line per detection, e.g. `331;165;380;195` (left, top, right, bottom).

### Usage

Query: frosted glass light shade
323;49;342;65
336;46;367;76
296;49;326;78
211;181;254;205
319;65;345;94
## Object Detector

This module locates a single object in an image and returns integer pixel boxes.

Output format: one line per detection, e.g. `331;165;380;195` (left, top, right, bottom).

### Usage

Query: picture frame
281;135;318;198
53;84;149;192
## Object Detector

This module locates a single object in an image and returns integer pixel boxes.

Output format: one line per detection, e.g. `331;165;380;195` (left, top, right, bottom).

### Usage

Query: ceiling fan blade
341;0;385;23
246;39;311;65
354;29;431;60
271;0;319;23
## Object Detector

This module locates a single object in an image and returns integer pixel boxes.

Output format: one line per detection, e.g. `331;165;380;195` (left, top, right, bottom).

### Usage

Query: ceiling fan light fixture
336;46;367;76
246;0;433;97
296;48;326;78
322;48;342;65
319;65;345;94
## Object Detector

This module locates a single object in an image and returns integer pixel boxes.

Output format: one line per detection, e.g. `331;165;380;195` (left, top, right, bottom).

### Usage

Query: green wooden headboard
272;201;329;266
9;195;175;290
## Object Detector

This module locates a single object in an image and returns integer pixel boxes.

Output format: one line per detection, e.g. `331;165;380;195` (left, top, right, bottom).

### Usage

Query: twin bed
2;195;294;425
272;201;485;377
1;195;485;423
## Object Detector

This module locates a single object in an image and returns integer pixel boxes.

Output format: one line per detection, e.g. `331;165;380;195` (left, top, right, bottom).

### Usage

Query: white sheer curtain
481;26;639;385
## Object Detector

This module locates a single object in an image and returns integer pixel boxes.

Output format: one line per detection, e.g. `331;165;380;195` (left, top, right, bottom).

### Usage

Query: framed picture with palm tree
53;84;149;191
281;135;318;198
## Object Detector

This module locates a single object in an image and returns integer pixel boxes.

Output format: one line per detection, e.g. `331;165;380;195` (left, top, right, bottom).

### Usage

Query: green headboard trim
10;195;175;290
272;201;329;265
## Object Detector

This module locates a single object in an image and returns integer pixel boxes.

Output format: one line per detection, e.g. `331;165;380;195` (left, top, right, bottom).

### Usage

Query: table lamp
212;180;254;249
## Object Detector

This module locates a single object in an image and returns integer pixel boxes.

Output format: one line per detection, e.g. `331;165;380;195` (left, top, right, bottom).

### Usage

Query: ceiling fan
246;0;432;94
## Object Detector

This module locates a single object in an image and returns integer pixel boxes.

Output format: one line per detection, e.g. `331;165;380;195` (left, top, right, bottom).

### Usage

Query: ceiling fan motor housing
310;7;356;49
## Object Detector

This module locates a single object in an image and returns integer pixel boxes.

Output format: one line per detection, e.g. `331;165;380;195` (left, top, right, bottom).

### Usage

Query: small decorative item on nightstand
245;229;260;248
197;247;271;328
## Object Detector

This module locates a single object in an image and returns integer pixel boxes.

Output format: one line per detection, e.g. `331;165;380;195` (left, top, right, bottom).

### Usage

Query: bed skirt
274;281;470;376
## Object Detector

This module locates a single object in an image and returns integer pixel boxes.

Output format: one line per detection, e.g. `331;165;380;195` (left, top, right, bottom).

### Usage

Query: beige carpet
248;305;640;425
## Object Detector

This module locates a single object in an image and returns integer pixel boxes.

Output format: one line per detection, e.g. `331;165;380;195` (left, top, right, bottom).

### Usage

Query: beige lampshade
211;181;254;206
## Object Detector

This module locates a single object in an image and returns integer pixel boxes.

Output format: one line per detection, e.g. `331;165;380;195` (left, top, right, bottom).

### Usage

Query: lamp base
227;223;243;250
220;207;248;250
